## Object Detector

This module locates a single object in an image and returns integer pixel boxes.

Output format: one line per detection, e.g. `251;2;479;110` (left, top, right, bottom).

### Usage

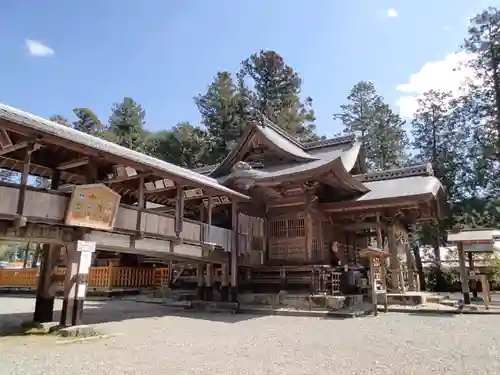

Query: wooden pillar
468;252;478;298
220;263;229;301
387;225;401;292
174;184;184;238
403;237;417;291
206;195;212;242
230;200;239;303
368;256;378;316
167;260;174;289
60;162;97;326
264;204;269;265
458;242;471;305
135;176;145;232
32;243;41;268
375;218;388;313
196;263;205;300
60;242;78;327
60;233;94;326
205;263;213;301
22;242;30;268
33;169;61;323
16;142;35;222
33;244;59;323
305;211;312;263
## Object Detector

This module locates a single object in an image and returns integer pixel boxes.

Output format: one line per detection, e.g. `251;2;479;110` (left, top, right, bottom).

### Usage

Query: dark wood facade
187;119;446;292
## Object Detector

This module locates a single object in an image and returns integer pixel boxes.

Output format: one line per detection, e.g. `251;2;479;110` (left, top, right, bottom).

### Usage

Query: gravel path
1;296;500;375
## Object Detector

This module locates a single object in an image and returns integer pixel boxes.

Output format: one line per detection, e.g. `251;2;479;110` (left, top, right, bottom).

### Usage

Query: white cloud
387;8;398;18
396;52;476;118
25;39;54;57
443;25;451;31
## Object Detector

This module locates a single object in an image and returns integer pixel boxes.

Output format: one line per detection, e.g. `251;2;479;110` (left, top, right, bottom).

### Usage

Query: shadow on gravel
406;311;457;318
0;296;261;336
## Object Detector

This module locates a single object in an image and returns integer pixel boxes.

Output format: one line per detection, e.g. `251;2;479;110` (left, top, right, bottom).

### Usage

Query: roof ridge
192;163;220;174
260;117;304;147
355;163;434;182
303;134;356;150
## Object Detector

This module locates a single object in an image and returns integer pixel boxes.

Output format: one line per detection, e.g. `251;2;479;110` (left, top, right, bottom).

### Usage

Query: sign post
61;183;120;327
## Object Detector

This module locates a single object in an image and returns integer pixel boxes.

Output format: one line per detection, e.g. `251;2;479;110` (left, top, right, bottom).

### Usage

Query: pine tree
108;97;146;151
333;81;379;139
72;108;103;134
195;72;247;164
368;98;408;170
461;8;500;199
148;123;207;168
463;7;500;157
239;50;318;141
335;81;408;170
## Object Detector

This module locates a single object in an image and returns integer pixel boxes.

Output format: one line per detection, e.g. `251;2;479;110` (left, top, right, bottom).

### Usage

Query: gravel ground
1;296;500;375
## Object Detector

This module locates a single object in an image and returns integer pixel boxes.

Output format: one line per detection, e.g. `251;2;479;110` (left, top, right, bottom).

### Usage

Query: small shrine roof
354;164;442;201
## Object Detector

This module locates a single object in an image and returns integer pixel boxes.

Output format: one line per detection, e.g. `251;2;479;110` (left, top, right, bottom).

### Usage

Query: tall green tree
239;50;318;142
411;90;463;290
72;108;103;134
463;7;500;158
368;97;408;170
335;81;408;170
334;81;379;139
148;123;207;168
108;97;146;151
195;72;247;164
411;90;467;198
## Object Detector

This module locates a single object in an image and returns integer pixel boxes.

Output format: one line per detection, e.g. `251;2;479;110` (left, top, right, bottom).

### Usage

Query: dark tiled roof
355;164;434;183
192;133;357;175
303;134;356;150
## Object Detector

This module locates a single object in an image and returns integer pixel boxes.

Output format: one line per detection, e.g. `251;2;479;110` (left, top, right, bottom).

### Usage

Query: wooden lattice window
269;217;305;238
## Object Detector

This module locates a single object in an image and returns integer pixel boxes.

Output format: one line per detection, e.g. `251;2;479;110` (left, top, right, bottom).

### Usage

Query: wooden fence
0;267;169;290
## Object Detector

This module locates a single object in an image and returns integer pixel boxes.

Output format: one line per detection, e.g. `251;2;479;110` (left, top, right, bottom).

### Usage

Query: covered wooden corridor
0;103;249;326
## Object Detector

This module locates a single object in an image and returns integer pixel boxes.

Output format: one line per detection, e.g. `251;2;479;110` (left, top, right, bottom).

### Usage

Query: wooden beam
102;171;149;185
342;221;389;232
57;157;89;171
174;184;184;238
0;128;13;148
0;141;30;156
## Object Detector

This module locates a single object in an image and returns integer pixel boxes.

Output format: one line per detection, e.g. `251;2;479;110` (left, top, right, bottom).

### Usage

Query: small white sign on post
77;240;96;253
76;240;96;300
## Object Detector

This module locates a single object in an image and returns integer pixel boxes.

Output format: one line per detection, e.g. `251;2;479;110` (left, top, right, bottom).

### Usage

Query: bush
424;266;461;292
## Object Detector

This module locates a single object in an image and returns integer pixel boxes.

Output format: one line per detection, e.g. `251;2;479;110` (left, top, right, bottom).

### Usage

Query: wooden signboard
65;184;121;231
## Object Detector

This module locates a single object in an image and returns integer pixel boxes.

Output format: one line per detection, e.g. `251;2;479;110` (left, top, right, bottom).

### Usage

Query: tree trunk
22;242;30;268
412;243;426;291
433;243;444;291
32;243;41;268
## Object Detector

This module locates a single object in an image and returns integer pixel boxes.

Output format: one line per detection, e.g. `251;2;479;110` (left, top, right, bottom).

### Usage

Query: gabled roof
216;136;369;194
208;118;317;178
193;121;367;178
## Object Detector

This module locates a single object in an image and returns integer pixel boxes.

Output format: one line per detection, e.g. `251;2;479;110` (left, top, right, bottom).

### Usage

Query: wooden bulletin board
64;184;121;231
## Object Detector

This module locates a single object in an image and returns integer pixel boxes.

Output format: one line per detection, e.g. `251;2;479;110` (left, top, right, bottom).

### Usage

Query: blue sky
0;0;496;137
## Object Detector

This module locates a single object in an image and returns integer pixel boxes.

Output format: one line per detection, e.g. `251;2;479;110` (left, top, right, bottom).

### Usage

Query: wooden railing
0;267;169;290
201;223;233;252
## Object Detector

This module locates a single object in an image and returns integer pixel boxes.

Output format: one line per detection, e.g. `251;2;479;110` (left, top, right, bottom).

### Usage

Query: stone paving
1;296;500;374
